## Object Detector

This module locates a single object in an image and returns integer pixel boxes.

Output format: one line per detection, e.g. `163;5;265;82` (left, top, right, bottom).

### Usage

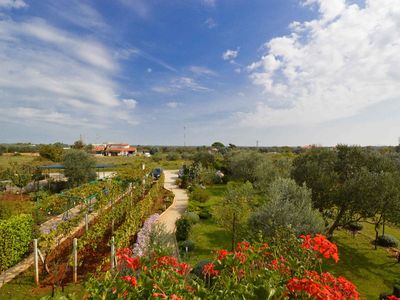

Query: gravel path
157;170;188;254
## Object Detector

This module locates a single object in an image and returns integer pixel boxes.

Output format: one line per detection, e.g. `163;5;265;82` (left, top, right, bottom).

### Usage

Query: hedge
0;214;34;271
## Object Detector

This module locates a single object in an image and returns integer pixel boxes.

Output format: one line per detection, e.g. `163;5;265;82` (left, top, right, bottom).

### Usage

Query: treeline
181;144;400;247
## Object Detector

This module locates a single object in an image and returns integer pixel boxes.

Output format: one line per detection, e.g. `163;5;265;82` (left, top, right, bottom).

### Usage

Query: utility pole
256;140;259;149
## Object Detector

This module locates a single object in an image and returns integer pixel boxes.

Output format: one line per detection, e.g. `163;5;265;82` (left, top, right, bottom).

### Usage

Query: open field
0;155;36;169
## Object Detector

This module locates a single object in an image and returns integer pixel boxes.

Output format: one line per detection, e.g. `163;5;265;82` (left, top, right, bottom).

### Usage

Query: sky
0;0;400;146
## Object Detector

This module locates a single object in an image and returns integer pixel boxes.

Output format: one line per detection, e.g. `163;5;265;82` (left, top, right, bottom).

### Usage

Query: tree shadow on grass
326;232;400;297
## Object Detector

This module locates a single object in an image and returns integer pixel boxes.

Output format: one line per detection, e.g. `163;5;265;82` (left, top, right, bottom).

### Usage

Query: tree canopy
63;150;96;187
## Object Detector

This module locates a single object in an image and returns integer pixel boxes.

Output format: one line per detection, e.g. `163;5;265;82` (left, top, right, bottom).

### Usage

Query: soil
33;188;169;290
0;192;32;202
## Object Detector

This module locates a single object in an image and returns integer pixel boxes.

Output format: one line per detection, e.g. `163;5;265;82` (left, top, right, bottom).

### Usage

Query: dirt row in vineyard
33;189;169;292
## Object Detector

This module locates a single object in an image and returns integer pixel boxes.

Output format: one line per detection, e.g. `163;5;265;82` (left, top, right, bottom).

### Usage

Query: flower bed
87;234;360;299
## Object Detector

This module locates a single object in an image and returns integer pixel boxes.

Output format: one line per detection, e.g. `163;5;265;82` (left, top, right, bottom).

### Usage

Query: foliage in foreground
87;234;360;299
0;214;34;271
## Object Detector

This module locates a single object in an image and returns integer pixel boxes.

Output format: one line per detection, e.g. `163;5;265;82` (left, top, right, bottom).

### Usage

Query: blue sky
0;0;399;146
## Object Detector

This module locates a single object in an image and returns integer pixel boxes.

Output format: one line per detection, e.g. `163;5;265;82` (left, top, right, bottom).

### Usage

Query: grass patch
325;228;400;299
0;267;85;299
0;156;36;169
186;184;229;265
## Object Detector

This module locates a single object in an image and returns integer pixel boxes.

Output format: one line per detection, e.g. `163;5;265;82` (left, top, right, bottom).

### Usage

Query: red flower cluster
157;256;179;267
121;275;138;287
117;248;141;270
235;241;251;251
387;296;400;300
156;256;191;275
286;271;359;300
234;251;247;264
202;262;219;276
270;257;290;275
216;249;230;260
301;234;339;263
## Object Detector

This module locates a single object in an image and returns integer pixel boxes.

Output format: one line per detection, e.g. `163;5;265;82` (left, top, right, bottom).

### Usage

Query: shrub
190;186;209;203
175;217;191;241
178;240;195;252
376;234;399;248
0;214;34;271
183;211;200;224
345;222;363;232
191;259;213;278
198;208;212;219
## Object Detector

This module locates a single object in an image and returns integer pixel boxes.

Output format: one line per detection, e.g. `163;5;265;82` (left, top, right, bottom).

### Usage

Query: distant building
105;143;137;156
92;143;137;156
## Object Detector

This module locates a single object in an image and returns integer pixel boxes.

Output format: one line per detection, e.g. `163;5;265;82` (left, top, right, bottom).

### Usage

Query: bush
178;240;195;252
0;214;34;271
191;259;213;278
376;234;399;248
190;186;209;203
345;222;363;232
175;217;191;241
183;212;200;224
198;208;212;219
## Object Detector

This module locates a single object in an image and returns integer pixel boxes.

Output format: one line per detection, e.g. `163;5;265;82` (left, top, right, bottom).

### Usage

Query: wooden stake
111;236;115;270
73;238;77;283
33;239;39;286
85;213;89;231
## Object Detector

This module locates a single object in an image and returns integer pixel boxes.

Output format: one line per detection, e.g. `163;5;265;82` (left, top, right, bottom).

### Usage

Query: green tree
211;142;225;149
249;178;325;237
6;163;33;197
72;140;85;150
38;144;64;162
227;151;265;182
63;150;96;187
193;152;215;168
292;145;396;236
214;181;254;250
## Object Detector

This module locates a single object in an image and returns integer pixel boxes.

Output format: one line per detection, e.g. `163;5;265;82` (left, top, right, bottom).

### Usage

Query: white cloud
204;18;217;29
166;101;181;108
0;0;27;9
152;77;210;94
122;99;138;109
189;65;216;76
0;18;138;130
243;0;400;127
47;1;107;31
222;49;239;60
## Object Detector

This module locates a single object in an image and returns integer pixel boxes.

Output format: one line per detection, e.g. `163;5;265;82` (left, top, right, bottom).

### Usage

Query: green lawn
186;185;230;265
0;267;85;299
325;228;400;299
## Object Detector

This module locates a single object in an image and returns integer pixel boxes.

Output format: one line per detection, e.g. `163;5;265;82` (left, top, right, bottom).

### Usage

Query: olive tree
249;178;325;238
63;150;96;187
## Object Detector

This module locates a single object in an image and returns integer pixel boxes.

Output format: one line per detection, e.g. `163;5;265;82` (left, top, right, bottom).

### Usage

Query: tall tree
63;150;96;187
214;182;254;250
6;163;33;197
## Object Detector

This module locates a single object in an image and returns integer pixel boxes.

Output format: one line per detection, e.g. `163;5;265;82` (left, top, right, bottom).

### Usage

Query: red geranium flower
217;249;230;260
301;234;339;263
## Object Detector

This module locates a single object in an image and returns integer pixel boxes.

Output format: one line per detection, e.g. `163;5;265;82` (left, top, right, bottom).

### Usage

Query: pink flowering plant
87;233;360;299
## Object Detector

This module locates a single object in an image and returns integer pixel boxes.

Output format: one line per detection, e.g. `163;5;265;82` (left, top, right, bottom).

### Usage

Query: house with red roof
92;143;137;156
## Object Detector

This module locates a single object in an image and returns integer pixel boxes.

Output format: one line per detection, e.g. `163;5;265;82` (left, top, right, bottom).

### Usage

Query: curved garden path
158;170;188;254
